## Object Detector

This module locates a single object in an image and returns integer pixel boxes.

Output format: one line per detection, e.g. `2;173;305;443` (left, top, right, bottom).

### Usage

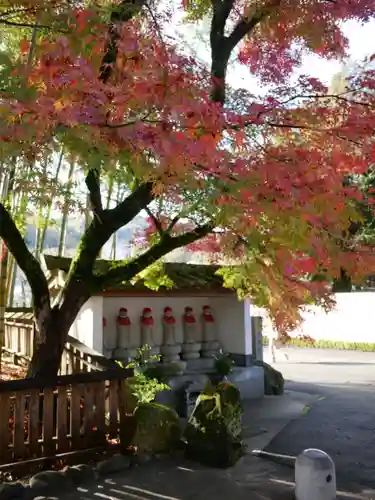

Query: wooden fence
0;368;134;466
4;308;118;374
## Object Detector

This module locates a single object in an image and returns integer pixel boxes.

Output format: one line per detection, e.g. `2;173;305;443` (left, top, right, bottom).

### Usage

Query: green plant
143;362;184;383
214;353;234;378
127;372;170;405
184;381;244;468
116;345;170;406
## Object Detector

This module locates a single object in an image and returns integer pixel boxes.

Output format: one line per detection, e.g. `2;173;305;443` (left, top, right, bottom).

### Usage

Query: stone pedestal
140;307;160;357
113;347;138;363
186;357;215;371
181;307;201;361
201;305;220;359
115;307;139;363
181;342;201;361
201;340;220;359
160;307;181;363
160;344;181;363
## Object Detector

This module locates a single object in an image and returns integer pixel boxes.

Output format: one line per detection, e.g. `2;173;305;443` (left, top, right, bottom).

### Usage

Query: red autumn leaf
19;39;30;55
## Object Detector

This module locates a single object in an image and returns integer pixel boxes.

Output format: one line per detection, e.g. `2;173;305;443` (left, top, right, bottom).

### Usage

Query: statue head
164;306;173;318
185;306;193;316
203;305;211;314
143;307;152;318
118;307;128;318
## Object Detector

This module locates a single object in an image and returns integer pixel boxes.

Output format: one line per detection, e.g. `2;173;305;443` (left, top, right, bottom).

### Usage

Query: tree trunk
27;317;66;378
332;267;352;292
0;161;16;373
27;290;86;378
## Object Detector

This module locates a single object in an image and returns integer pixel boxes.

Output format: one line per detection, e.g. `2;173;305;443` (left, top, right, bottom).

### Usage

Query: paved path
64;452;373;500
56;347;375;499
263;347;375;490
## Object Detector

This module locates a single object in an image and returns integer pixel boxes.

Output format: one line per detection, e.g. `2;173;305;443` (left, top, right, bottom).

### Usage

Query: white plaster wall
252;292;375;343
69;296;104;352
102;295;251;356
213;297;252;356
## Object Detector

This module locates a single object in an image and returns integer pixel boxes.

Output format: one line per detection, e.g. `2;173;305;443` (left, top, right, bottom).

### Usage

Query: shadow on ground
69;453;375;500
69;455;296;500
263;380;375;494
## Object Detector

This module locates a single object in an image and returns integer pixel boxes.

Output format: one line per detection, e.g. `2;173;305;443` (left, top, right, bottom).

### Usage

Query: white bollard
295;448;336;500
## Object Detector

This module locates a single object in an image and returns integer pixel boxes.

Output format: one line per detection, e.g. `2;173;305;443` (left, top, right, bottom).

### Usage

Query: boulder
29;470;74;495
96;454;132;476
184;381;244;468
254;360;284;395
61;464;97;484
0;482;25;500
133;402;182;455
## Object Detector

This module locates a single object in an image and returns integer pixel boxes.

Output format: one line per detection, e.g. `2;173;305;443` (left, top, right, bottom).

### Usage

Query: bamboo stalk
35;156;49;261
98;174;115;258
0;18;40;370
0;160;16;374
110;183;124;260
8;173;31;306
40;149;64;254
58;159;75;256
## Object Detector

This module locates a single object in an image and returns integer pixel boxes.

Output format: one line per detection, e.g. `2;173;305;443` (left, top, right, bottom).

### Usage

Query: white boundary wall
252;292;375;344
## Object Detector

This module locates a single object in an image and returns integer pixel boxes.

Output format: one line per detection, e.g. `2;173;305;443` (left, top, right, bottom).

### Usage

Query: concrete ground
263;347;375;492
60;388;319;500
62;388;373;500
49;346;375;499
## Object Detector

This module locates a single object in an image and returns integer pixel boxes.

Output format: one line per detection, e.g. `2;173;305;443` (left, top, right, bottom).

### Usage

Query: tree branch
59;0;153;307
144;206;164;235
0;19;54;30
85;167;103;216
100;0;148;84
106;181;155;228
210;0;234;45
94;223;214;290
166;216;180;233
226;8;270;49
58;181;155;314
0;202;50;317
82;0;149;225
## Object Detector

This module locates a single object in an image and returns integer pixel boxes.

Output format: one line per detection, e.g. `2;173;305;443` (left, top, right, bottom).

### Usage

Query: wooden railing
4;308;34;363
0;368;134;466
4;308;119;374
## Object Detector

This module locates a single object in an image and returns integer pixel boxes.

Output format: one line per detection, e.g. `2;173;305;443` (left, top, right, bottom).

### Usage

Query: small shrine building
42;254;264;399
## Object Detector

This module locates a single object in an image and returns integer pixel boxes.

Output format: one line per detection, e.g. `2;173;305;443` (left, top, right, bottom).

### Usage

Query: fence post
295;448;336;500
251;316;263;362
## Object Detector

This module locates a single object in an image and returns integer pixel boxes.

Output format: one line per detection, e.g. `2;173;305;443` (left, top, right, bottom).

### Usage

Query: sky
173;16;375;94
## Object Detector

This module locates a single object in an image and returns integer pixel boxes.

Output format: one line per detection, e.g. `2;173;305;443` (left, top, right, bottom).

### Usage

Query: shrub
262;336;375;352
116;345;170;410
214;353;235;378
184;381;244;468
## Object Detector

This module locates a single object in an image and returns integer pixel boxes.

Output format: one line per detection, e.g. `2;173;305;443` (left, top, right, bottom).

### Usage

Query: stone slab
229;365;265;399
186;358;215;371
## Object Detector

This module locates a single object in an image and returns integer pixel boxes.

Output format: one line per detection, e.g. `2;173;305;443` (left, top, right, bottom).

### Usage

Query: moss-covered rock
254;360;284;395
133;402;182;454
184;382;244;468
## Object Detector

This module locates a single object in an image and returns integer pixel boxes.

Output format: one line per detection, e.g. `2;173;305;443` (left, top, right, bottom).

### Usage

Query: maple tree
0;0;375;377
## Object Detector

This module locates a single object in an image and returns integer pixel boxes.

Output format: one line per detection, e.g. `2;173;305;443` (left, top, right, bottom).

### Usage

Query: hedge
262;336;375;352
